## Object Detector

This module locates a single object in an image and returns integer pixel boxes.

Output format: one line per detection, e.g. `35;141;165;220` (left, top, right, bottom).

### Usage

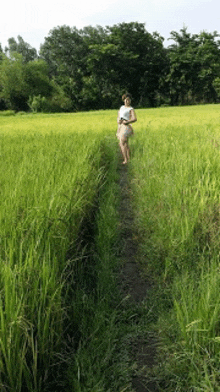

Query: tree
85;22;166;107
5;36;38;62
0;44;5;109
0;53;28;110
196;31;220;102
107;22;166;107
2;24;220;111
40;23;167;110
166;27;220;105
40;26;88;110
24;60;53;98
0;53;53;111
79;25;117;109
83;39;124;109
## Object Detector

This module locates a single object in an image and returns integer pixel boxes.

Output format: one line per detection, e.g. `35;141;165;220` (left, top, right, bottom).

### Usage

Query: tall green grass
131;104;220;390
132;105;220;272
66;138;133;391
0;111;115;390
3;105;220;390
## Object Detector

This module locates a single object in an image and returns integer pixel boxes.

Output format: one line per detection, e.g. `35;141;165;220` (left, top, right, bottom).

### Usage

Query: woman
116;93;137;164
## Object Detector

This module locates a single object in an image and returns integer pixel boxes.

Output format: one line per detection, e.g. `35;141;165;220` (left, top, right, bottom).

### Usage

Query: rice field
0;111;117;391
132;105;220;269
1;105;220;390
131;104;220;390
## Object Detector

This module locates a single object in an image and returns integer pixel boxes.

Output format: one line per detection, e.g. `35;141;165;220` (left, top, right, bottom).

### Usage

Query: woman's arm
123;109;137;125
116;110;122;137
117;110;123;124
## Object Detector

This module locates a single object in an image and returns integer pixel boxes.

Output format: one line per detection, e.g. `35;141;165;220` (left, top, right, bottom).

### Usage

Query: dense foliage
0;23;220;111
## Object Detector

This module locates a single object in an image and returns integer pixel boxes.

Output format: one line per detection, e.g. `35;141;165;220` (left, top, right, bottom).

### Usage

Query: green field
0;111;119;391
132;105;220;391
1;105;220;391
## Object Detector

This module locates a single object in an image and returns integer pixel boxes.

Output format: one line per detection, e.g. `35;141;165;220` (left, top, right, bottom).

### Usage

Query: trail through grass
2;105;220;391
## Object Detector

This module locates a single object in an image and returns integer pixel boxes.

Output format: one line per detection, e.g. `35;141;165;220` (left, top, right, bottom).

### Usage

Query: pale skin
116;97;137;164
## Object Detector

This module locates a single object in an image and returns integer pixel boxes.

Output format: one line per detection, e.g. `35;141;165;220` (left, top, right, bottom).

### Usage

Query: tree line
0;22;220;112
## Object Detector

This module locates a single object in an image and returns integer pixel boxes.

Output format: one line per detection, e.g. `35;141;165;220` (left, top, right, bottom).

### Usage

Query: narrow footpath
117;161;159;392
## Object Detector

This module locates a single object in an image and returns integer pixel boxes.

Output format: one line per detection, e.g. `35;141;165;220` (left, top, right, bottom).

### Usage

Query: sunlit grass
2;104;220;390
0;110;115;390
132;105;220;272
131;104;220;390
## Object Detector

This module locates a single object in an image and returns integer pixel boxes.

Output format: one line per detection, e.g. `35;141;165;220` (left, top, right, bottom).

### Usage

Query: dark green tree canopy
166;27;220;105
40;22;166;109
5;36;38;63
1;24;220;111
0;53;53;111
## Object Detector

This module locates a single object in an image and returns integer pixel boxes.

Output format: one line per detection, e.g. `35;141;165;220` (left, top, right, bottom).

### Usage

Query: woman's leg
126;142;130;161
119;136;129;164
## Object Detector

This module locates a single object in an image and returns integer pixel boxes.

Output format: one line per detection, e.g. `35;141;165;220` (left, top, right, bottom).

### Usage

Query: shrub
0;110;16;116
28;95;50;113
28;91;72;113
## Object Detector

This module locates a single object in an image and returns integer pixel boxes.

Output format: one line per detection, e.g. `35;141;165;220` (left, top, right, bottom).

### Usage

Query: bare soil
117;161;158;392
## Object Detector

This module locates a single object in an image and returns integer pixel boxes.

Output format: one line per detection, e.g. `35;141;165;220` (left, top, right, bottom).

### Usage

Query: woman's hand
122;119;128;125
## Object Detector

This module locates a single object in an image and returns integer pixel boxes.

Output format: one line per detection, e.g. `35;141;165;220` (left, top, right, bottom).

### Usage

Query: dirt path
117;162;158;392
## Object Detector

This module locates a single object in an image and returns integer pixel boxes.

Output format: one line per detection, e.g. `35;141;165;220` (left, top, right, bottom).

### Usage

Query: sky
1;0;219;52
